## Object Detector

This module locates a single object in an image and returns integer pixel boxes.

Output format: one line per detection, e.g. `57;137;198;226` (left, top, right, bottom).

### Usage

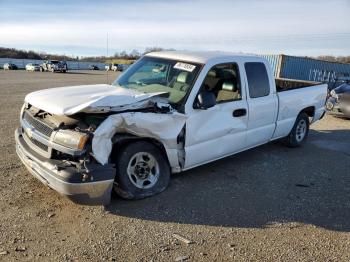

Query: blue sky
0;0;349;57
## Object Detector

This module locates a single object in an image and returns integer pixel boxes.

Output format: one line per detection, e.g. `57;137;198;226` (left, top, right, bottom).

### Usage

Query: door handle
232;108;247;117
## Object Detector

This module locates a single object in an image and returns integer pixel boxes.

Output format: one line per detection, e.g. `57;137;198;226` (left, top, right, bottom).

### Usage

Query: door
244;62;278;147
184;63;248;169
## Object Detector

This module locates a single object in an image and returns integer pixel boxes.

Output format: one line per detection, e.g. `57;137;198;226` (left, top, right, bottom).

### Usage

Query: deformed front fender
91;112;187;172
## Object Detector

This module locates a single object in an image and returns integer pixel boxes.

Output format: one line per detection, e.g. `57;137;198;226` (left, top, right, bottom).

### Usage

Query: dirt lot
0;70;350;261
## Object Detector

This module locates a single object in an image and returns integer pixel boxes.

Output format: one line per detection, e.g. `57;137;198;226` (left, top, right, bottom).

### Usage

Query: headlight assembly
19;103;26;121
330;90;338;99
326;100;334;110
53;130;89;150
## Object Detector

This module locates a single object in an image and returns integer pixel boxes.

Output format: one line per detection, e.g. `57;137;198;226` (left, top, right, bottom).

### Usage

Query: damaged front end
15;103;115;205
15;96;185;205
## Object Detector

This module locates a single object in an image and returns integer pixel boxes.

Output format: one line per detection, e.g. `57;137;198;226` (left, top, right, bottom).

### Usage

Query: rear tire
113;141;170;200
284;112;310;147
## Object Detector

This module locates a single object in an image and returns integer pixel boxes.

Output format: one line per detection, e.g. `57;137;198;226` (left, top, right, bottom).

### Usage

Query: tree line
1;46;349;64
315;55;350;64
0;47;170;62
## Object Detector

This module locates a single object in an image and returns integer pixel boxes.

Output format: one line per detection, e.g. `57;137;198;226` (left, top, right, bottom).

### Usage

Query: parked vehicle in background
328;77;350;91
111;63;122;71
106;63;130;71
326;82;350;118
15;51;327;205
60;61;68;71
3;63;18;70
25;63;40;72
89;65;99;70
118;64;130;71
40;60;67;73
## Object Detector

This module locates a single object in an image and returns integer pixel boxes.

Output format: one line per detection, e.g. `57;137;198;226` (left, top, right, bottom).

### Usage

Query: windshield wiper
127;81;147;86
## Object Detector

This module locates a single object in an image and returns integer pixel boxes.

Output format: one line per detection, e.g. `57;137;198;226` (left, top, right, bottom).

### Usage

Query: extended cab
15;51;327;205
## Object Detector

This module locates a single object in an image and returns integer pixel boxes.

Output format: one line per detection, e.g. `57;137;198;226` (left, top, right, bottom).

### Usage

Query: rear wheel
284;112;310;147
113;141;170;199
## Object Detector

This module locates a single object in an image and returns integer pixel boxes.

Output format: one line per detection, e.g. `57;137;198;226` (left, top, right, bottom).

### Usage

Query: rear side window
245;62;270;98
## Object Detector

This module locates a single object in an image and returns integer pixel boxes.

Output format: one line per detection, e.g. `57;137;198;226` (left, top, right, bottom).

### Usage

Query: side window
202;63;242;103
245;62;270;98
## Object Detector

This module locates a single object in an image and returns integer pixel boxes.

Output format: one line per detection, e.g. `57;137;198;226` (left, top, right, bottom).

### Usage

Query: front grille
23;111;54;137
23;132;49;152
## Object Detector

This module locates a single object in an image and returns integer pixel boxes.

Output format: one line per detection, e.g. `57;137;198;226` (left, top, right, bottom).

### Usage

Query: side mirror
195;91;216;109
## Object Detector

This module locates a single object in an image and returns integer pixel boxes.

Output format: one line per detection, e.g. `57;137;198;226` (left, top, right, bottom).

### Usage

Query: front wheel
284;113;310;147
113;141;170;199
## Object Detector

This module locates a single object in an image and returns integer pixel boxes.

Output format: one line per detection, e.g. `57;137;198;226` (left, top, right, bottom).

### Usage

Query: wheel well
300;106;315;118
110;135;169;165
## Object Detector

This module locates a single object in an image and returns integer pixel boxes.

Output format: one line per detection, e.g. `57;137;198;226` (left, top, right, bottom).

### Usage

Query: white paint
22;51;328;174
88;52;327;171
240;59;279;147
184;100;248;168
272;83;327;139
25;84;167;115
92;112;187;165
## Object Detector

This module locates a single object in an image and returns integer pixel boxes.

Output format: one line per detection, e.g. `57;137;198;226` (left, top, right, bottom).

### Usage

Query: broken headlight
53;130;89;150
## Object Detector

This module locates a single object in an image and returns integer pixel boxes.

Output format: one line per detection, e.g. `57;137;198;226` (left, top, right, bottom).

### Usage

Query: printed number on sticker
174;62;196;72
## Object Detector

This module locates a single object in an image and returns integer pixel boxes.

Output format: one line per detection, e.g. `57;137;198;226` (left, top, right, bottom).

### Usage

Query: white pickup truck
15;51;327;205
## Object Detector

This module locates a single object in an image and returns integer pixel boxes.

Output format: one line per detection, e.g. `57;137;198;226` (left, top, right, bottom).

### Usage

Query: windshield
113;56;202;105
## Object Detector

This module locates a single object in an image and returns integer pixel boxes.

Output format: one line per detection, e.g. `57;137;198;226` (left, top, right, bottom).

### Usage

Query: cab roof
145;50;260;64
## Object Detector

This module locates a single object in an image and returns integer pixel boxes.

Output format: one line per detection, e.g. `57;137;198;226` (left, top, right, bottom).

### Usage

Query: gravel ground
0;70;349;261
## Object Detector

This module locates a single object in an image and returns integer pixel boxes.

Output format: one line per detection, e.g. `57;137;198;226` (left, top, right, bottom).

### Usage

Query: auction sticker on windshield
174;62;196;72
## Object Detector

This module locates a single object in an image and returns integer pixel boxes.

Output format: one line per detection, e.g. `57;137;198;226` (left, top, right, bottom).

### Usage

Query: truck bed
276;78;321;92
272;82;328;139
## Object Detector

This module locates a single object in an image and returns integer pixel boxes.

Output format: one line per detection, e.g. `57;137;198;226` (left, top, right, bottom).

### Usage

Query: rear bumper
15;128;115;205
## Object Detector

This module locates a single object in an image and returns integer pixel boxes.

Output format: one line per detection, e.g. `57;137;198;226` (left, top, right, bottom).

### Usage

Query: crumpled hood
24;84;166;115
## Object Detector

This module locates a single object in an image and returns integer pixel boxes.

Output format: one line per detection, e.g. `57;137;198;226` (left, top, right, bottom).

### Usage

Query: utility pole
106;32;109;84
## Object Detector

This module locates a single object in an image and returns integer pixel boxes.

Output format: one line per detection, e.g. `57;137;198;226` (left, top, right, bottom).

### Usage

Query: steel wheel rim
296;119;307;142
127;152;160;189
326;101;334;110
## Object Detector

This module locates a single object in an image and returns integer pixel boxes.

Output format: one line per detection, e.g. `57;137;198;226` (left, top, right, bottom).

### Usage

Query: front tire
113;141;170;200
284;112;310;147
